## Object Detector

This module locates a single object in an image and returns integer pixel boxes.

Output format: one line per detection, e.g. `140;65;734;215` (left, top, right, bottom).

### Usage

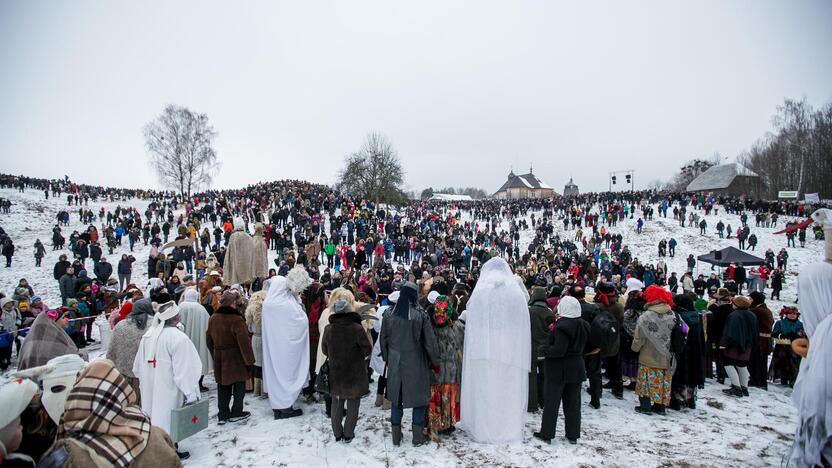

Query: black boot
651;404;666;415
740;387;749;397
634;396;653;414
392;425;402;446
722;385;742;397
668;399;681;411
687;399;696;410
533;432;552;444
412;425;428;446
274;407;303;419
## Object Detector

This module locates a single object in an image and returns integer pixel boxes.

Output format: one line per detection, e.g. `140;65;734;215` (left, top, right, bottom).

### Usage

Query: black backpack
670;313;687;354
590;309;619;351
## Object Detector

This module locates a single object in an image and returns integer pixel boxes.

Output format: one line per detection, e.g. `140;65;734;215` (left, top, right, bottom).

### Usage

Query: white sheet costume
459;257;531;444
262;275;310;410
791;209;832;466
133;301;202;435
178;288;213;375
370;291;399;377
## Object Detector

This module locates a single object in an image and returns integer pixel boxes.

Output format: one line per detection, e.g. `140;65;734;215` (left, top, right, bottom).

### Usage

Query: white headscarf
142;301;180;362
791;209;832;466
557;296;582;319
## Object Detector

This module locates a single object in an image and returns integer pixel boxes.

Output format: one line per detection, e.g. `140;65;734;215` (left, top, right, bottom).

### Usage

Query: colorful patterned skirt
635;366;671;406
427;384;460;435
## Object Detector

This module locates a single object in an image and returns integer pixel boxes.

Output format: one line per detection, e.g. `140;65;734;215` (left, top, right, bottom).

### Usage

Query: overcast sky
1;1;831;194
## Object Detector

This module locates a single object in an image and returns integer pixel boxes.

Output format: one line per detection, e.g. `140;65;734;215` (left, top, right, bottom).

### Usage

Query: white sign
804;193;820;202
778;191;798;199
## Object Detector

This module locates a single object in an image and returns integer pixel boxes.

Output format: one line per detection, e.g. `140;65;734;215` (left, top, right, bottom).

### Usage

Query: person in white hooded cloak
178;287;212;391
262;266;313;419
790;208;832;467
459;257;531;444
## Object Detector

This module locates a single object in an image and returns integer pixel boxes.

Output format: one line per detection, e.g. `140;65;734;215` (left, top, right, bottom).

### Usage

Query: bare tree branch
144;104;220;197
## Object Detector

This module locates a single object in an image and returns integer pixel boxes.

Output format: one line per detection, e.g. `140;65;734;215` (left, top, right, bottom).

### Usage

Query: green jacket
324;243;336;256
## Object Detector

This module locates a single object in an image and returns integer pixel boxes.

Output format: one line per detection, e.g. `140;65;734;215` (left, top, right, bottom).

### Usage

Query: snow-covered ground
0;187;824;467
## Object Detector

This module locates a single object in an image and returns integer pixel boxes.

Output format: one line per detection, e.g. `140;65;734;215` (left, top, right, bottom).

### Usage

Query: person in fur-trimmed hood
632;285;676;415
321;299;373;442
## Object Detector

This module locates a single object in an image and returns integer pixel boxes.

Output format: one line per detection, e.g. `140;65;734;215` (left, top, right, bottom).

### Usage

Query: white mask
42;371;80;425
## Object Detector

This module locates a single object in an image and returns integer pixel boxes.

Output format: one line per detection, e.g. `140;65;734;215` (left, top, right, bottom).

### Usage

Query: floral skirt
427;384;460;434
636;366;671;405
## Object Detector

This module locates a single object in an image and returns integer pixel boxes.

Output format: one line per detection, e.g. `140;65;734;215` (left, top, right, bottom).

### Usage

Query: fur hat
732;295;753;309
286;265;313;294
749;291;766;308
333;299;353;315
219;289;239;309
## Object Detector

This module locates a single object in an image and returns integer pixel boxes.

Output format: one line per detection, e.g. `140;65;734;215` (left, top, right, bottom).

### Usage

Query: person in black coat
93;257;113;283
53;254;70;281
670;294;706;410
571;285;602;409
534;296;590;444
706;288;733;383
720;295;759;397
528;286;555;412
733;263;747;294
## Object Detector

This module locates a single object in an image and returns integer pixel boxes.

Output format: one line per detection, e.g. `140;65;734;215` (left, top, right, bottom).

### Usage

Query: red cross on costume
192;416;198;424
148;359;157;368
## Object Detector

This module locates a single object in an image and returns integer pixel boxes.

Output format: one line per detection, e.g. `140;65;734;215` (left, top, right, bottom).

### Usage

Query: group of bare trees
336;132;409;207
420;186;489;199
739;98;832;199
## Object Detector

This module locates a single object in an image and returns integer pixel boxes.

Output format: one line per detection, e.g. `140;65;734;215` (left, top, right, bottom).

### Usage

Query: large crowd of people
0;172;829;467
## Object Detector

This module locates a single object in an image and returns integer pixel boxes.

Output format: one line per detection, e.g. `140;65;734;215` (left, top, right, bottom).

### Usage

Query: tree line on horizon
145;98;831;202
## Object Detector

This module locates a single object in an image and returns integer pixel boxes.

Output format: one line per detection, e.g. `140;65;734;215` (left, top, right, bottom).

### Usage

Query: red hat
643;285;673;306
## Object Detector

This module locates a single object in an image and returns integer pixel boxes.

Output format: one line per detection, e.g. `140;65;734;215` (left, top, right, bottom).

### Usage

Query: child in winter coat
0;297;21;370
769;306;804;387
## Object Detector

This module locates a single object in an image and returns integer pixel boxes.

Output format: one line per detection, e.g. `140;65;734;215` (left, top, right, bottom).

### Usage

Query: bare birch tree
144;105;220;197
337;132;406;207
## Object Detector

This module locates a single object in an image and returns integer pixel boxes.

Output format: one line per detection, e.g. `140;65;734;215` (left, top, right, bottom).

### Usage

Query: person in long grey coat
380;282;439;447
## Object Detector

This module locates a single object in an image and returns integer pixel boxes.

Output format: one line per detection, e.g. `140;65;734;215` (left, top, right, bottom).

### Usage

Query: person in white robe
791;208;832;466
459;257;531;444
178;287;213;391
132;299;201;458
371;291;398;408
262;267;312;419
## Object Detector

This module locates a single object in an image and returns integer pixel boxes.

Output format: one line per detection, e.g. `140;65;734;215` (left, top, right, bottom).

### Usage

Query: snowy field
0;187;825;467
